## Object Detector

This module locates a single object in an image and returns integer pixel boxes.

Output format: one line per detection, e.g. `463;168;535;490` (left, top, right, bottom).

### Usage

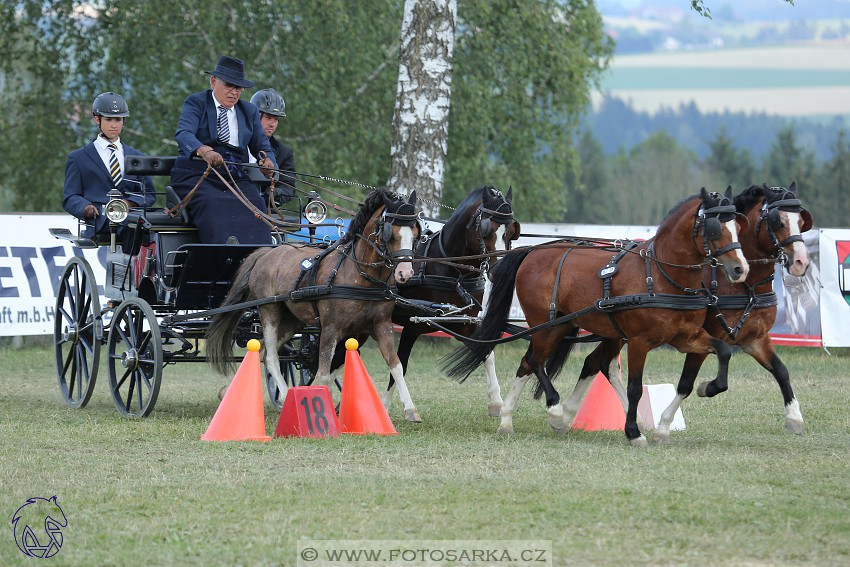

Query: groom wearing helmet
62;92;156;248
249;88;295;205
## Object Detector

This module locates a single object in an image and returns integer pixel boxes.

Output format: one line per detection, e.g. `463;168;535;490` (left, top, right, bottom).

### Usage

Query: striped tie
107;143;122;186
217;106;229;144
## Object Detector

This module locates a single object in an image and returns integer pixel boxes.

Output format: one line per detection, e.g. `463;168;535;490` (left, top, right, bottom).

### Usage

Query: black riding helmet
250;88;286;117
92;92;130;118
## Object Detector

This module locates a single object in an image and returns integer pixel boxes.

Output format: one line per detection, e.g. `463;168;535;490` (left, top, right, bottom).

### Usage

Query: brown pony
206;189;422;417
444;188;750;446
560;182;812;443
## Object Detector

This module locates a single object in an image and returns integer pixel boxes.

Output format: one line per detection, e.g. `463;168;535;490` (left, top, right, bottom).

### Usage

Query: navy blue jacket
63;140;156;238
174;90;276;167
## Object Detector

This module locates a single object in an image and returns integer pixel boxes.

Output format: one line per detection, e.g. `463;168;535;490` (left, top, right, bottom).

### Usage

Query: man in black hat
169;55;278;244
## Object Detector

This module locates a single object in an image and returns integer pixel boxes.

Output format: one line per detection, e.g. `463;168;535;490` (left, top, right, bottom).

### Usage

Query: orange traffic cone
201;339;271;442
337;338;397;435
571;368;626;431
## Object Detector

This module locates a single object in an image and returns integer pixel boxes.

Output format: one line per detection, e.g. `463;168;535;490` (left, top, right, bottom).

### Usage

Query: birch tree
387;0;456;218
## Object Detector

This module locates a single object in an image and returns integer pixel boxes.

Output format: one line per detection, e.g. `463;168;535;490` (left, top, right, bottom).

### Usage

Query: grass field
1;339;849;566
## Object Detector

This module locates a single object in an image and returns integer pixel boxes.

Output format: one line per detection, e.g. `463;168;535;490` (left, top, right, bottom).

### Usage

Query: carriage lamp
104;188;130;224
304;193;327;225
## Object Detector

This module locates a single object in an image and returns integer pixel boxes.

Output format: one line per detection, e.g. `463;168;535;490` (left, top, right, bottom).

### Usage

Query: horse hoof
497;424;514;435
785;419;803;435
628;435;649;448
488;403;502;417
652;431;670;445
696;381;709;397
217;384;228;401
404;408;422;423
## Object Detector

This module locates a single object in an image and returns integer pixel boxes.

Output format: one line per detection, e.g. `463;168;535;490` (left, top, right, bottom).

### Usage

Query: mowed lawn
1;339;849;566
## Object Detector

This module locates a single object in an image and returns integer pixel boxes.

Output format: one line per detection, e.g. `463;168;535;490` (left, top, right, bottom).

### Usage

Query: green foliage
703;125;756;187
447;0;614;221
0;0;612;221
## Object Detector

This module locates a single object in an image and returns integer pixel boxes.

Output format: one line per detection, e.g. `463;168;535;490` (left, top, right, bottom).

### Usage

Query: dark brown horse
206;189;422;417
387;185;520;417
560;182;812;443
444;188;750;446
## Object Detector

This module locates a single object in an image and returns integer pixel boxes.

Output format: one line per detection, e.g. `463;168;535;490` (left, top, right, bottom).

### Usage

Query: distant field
594;43;850;116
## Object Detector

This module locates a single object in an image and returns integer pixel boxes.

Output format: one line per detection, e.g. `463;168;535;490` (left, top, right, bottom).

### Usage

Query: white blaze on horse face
781;210;810;277
393;225;416;284
493;224;507;252
723;219;749;283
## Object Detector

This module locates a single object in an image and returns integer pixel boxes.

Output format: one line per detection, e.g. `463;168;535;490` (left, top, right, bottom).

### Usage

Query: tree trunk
387;0;456;218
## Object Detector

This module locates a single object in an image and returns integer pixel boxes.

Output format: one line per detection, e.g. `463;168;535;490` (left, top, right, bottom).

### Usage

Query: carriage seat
124;155;192;227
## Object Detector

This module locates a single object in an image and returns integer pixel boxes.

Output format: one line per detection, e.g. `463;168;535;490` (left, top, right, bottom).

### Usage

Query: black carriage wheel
107;298;163;417
54;257;102;408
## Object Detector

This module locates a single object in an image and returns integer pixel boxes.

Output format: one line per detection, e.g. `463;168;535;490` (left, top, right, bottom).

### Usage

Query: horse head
470;185;521;272
697;186;749;283
757;181;812;276
378;190;421;284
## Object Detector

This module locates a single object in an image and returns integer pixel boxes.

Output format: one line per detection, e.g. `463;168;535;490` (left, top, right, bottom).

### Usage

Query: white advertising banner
0;214;107;337
818;228;850;347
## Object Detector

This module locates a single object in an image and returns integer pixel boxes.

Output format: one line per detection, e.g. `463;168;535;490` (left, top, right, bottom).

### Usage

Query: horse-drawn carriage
49;152;812;445
49;155;342;417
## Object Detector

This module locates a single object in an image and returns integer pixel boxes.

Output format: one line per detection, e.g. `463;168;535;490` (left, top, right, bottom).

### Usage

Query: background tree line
1;1;845;229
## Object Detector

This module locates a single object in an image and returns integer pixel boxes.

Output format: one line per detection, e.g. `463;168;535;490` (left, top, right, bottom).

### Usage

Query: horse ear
699;187;709;201
381;190;392;207
789;180;797;194
506;186;513;203
725;185;733;199
801;210;813;233
408;190;417;206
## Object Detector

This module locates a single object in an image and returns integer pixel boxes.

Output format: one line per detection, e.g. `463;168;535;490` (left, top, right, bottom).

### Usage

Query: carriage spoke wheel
54;257;102;408
107;298;162;417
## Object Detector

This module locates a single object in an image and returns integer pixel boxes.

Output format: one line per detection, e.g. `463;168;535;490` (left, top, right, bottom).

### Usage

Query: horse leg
743;341;803;434
373;325;421;422
258;305;291;402
625;342;650;447
382;326;415;410
653;352;706;444
483;351;503;417
696;338;733;398
497;369;532;434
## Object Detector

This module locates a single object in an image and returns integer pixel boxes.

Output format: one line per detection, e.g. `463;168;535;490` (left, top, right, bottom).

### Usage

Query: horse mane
733;184;767;214
659;194;700;227
340;188;391;244
444;185;489;225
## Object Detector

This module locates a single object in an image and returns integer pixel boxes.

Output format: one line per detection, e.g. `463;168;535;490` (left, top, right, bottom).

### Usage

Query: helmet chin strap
95;116;122;142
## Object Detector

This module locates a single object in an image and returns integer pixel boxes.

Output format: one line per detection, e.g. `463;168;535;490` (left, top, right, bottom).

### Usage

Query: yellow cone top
345;338;359;351
247;339;261;352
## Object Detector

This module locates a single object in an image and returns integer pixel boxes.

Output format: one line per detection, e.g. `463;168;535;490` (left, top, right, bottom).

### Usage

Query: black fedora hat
204;55;255;88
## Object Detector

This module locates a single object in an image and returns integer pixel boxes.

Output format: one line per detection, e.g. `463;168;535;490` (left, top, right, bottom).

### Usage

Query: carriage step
49;228;98;249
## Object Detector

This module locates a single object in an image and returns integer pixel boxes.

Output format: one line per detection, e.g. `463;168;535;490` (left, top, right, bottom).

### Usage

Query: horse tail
206;247;272;376
531;329;579;399
442;248;533;382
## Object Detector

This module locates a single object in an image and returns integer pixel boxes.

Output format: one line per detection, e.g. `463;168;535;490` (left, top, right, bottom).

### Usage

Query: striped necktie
217;106;229;144
107;143;122;186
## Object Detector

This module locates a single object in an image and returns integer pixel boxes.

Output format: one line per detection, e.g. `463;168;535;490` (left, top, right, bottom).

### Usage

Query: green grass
1;340;849;566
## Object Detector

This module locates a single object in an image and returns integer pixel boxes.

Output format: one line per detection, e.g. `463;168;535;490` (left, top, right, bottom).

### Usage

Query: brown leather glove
83;204;99;219
259;157;275;179
198;146;223;167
